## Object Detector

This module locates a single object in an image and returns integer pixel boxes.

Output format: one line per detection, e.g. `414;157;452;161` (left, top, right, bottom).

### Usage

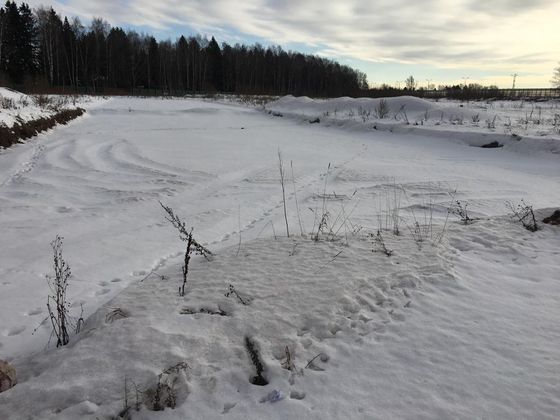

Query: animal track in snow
7;326;26;336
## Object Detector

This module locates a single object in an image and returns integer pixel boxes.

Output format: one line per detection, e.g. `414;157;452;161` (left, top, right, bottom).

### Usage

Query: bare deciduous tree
551;63;560;88
405;75;417;90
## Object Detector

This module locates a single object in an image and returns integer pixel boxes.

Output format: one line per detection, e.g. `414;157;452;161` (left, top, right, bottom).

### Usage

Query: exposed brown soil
0;107;85;149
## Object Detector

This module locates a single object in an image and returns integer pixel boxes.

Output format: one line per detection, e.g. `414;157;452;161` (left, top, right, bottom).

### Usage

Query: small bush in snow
46;235;73;347
507;199;539;232
116;377;141;419
1;96;16;110
374;99;390;119
486;115;497;129
370;230;393;256
160;202;212;296
32;94;53;110
553;114;560;134
144;362;189;411
396;104;409;124
448;200;473;224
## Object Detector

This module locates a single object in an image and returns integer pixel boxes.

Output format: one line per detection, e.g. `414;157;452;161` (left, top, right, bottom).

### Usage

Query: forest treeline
0;1;368;96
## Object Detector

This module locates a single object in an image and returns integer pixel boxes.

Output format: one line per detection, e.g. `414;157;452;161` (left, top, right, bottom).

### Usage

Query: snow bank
265;95;560;155
0;87;101;129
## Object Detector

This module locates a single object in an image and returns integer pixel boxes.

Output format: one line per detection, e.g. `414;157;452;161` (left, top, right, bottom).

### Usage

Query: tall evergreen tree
0;2;368;96
206;36;222;91
17;2;36;78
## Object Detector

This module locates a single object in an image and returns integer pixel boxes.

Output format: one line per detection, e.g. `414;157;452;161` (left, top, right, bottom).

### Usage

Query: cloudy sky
27;0;560;88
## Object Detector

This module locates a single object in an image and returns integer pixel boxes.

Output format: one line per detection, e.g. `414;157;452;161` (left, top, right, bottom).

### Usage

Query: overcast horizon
24;0;560;89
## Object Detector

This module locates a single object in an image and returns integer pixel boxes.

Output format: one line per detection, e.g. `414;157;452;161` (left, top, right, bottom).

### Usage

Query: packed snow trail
0;96;559;361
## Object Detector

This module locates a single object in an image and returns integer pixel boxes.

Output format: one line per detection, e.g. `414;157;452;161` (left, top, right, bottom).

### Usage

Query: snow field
0;95;559;418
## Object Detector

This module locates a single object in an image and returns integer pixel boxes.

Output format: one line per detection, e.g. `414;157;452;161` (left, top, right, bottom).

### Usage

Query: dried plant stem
278;149;290;237
291;161;305;236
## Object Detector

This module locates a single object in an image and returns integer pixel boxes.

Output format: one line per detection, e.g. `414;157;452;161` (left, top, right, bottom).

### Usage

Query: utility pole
425;79;433;90
510;73;518;89
461;76;470;87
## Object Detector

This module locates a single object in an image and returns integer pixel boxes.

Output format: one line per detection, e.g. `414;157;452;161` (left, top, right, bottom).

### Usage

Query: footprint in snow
26;308;42;316
132;270;147;276
7;326;26;336
95;288;111;296
222;402;237;414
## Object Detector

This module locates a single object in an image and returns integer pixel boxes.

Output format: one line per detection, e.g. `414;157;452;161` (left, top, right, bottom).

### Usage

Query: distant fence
8;83;560;101
363;88;560;101
422;88;560;100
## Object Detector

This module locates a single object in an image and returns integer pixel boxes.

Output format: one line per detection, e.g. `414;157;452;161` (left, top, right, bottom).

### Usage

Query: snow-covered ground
0;87;98;128
266;95;560;154
0;95;559;419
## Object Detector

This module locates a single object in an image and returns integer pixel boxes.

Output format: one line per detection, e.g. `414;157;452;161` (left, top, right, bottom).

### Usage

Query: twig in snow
139;270;168;282
225;284;250;305
370;229;393;256
314;250;343;274
236;204;242;256
305;352;328;369
291;160;305;236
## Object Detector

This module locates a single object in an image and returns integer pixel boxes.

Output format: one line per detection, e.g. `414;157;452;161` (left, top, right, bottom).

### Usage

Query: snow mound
268;94;479;121
0;87;98;129
266;95;560;155
0;88;50;127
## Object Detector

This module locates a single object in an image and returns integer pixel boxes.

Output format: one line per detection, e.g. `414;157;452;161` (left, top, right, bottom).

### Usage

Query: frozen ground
0;95;559;418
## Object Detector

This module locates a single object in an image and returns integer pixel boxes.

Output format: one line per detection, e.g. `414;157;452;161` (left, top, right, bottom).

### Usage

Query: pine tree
0;7;6;80
17;2;37;78
0;1;367;95
206;36;223;91
2;1;20;82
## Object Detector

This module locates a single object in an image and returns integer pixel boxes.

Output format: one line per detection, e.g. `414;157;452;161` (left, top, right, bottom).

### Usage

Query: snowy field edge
0;95;559;419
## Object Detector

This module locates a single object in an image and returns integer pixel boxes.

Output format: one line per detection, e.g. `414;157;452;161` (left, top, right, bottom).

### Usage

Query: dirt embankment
0;107;85;149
